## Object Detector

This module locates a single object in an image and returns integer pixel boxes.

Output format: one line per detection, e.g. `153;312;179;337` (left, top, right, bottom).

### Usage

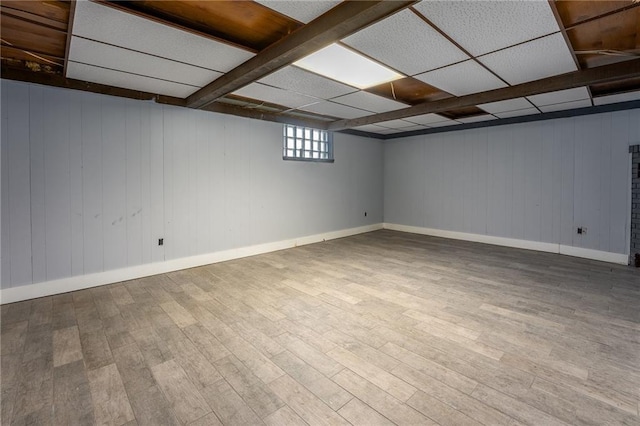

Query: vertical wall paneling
162;106;174;260
486;126;511;238
1;83;10;287
149;105;164;263
557;120;575;247
29;85;47;284
101;97;128;271
610;111;632;255
598;114;613;252
2;80;384;291
125;99;143;267
385;111;635;258
7;83;32;286
194;111;211;254
69;91;85;276
140;103;152;264
81;92;104;274
223;115;251;249
43;87;72;280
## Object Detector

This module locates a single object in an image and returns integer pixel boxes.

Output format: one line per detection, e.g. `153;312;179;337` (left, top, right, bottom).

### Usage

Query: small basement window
283;124;333;162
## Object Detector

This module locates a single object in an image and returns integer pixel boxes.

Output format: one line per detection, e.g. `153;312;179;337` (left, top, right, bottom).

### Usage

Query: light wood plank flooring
2;230;639;425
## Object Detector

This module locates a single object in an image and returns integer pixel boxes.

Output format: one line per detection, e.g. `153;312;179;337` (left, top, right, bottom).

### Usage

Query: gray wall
1;80;383;289
384;110;640;257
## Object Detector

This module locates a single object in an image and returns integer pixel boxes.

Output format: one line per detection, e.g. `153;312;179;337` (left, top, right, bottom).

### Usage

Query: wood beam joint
186;0;417;109
328;59;640;130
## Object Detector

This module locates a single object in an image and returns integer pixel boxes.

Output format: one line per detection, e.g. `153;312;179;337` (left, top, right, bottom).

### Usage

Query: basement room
1;0;639;425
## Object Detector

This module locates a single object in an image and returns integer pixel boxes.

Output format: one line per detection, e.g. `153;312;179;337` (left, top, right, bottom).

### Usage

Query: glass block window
283;124;333;162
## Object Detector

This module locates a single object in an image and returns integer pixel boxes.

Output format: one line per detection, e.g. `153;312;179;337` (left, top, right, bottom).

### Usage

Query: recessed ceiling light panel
294;43;403;89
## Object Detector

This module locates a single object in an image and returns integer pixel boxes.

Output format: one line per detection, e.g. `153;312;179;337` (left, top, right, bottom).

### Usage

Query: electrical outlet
364;211;367;217
577;227;583;235
158;238;164;246
577;227;587;235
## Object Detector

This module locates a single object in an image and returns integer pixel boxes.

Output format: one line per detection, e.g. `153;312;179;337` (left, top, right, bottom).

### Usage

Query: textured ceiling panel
456;114;497;123
353;124;393;134
259;66;355;99
415;60;506;96
233;83;320;109
73;1;253;73
424;120;460;128
68;37;221;87
66;61;198;98
494;108;540;119
255;0;340;23
404;113;454;126
299;101;370;119
538;99;593;113
478;97;533;114
343;10;468;76
413;1;559;56
527;87;591;107
593;90;640;105
479;33;577;85
332;91;408;113
376;119;421;129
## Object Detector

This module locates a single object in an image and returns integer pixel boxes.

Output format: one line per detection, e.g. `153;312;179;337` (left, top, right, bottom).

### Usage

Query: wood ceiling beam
329;59;640;130
0;65;186;106
201;103;330;130
186;0;417;109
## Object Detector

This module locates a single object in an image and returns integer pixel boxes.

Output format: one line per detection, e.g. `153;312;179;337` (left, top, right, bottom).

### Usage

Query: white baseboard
383;223;629;265
0;223;383;304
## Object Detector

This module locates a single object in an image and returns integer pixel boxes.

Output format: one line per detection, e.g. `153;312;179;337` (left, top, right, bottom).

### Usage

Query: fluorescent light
294;43;402;89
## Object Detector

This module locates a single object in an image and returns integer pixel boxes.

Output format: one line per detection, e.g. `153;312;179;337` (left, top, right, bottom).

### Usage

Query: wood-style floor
1;230;639;425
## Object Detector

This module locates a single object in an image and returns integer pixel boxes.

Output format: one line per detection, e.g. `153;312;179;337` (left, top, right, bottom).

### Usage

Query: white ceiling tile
299;101;370;119
343;10;468;76
425;120;459;128
494;108;540;119
395;125;428;132
255;0;340;23
353;124;392;134
66;61;198;98
259;66;355;99
479;97;533;114
456;114;497;123
413;1;559;56
376;119;420;129
405;113;454;126
539;99;593;113
479;33;577;85
415;60;507;96
593;91;640;106
376;128;406;134
69;37;221;87
73;0;253;73
332;91;408;113
234;83;320;109
528;87;590;107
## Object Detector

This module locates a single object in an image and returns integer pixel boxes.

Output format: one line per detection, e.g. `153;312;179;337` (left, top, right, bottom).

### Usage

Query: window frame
282;124;334;163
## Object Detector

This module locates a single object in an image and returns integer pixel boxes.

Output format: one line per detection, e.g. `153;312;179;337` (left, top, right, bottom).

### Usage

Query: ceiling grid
1;0;639;137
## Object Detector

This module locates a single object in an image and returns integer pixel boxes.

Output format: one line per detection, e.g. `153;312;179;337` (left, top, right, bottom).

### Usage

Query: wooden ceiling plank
63;1;76;76
186;0;417;109
0;6;68;31
328;59;640;130
0;0;69;23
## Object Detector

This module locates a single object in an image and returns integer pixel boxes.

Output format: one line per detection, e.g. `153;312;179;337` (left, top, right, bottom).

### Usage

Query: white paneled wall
0;80;383;290
384;109;640;259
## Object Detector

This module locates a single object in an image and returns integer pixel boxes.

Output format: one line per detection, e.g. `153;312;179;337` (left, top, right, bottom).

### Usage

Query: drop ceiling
1;0;639;139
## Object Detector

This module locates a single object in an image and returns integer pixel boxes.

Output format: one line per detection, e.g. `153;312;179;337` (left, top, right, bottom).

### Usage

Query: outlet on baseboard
158;238;164;246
